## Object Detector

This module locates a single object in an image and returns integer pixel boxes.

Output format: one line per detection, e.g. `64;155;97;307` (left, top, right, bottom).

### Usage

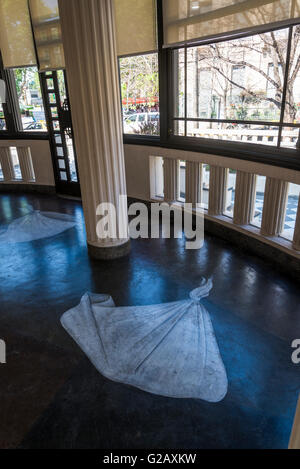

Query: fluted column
59;0;130;259
185;161;201;206
17;147;35;182
261;178;288;236
208;166;226;215
0;147;14;181
164;158;178;202
292;197;300;251
233;171;257;225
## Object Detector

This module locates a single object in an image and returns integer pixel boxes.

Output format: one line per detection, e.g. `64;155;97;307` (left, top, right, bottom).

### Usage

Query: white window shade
163;0;300;47
0;0;36;68
29;0;65;71
114;0;157;56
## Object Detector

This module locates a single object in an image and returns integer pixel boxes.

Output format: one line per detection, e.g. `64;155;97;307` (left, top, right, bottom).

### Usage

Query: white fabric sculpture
0;210;76;243
61;278;228;402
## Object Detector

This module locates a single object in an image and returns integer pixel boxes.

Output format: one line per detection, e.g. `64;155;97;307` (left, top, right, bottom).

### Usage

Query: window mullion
277;26;294;148
157;0;168;143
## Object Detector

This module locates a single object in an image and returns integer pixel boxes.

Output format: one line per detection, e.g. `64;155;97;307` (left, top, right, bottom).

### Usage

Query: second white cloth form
61;278;228;401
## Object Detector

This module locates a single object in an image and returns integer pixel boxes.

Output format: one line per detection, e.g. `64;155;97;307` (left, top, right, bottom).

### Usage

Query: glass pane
53;120;60;131
175;28;288;122
173;48;185;118
186;121;279;145
174;120;185;136
0;161;3;180
223;169;237;218
284;26;300;124
50;107;58;118
56;146;64;157
55;134;62;144
0;103;6;130
10;147;22;180
0;98;6;130
58;159;65;169
48;92;56;104
179;160;186;201
280;127;300;149
251;175;266;228
280;183;300;241
57;70;67;107
46;78;54;90
65;132;78;182
13;67;46;132
119;53;160;136
60;171;67;181
202;164;210;210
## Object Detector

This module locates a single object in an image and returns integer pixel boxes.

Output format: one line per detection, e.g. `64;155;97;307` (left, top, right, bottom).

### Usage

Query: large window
119;21;300;164
172;25;300;149
119;53;159;136
13;67;46;132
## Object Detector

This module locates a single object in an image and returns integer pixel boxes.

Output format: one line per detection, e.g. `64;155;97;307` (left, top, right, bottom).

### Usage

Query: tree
201;27;300;123
14;67;41;109
119;54;159;111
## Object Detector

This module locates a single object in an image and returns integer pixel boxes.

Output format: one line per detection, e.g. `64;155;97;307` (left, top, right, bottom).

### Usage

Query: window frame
118;50;161;141
123;0;300;172
169;26;297;144
0;53;49;141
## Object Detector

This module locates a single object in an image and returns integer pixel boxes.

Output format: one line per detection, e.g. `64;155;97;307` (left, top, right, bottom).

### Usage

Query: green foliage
14;67;41;107
119;54;159;107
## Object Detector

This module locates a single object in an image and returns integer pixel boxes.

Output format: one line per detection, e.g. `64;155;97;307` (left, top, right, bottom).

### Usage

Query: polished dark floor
0;192;299;449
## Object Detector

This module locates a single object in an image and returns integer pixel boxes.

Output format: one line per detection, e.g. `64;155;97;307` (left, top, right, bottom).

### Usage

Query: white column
185;161;201;206
261;178;288;236
59;0;129;259
0;147;14;181
163;158;178;202
208;166;226;216
292;197;300;251
17;147;35;182
233;171;257;225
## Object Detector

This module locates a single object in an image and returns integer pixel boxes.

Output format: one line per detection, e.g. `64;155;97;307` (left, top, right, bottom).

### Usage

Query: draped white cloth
0;210;75;243
61;278;228;401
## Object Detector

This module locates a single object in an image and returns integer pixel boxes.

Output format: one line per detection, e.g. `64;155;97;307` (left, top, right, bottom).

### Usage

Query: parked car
24;121;47;131
123;112;159;134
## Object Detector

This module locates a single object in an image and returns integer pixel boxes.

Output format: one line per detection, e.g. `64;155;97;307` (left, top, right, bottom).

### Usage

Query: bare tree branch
290;45;300;84
211;44;282;92
209;64;281;109
269;31;286;70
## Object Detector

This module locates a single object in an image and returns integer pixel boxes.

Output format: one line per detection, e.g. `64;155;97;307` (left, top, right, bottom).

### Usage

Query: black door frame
40;70;81;197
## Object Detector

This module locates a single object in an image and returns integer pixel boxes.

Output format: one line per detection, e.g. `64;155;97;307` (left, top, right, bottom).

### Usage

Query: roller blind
0;0;36;68
163;0;300;47
114;0;157;56
29;0;65;71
